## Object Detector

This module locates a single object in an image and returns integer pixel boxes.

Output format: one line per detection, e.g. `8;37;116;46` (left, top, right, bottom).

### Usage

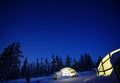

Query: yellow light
60;67;77;77
102;54;110;62
103;59;112;70
105;69;113;76
97;48;120;76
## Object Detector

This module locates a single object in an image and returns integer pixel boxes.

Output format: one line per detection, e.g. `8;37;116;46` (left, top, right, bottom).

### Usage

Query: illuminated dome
60;67;77;77
53;67;77;80
97;48;120;80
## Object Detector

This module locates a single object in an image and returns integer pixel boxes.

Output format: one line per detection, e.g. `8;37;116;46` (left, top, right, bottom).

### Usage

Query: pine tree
79;55;85;71
55;55;64;71
96;56;102;68
58;57;64;69
0;42;23;79
40;57;44;76
55;55;59;71
65;54;72;67
35;58;40;77
29;62;36;77
72;59;79;71
79;54;94;71
21;58;28;78
84;53;94;71
44;58;50;76
51;55;56;74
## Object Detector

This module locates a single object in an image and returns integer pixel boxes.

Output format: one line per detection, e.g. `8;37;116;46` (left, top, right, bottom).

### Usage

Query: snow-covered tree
0;42;23;79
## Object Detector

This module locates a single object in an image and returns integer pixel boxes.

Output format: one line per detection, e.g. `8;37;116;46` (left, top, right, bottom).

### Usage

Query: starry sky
0;0;120;62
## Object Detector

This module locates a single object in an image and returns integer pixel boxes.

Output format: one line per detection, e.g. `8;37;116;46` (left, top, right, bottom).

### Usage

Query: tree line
0;42;102;80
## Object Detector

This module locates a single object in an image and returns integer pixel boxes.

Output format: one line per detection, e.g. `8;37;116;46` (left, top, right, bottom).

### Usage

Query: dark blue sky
0;0;120;62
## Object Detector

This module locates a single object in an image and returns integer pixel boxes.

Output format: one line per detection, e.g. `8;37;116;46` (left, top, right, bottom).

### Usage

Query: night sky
0;0;120;62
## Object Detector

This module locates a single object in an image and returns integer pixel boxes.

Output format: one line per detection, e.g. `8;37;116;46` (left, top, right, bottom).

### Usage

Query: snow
2;71;119;83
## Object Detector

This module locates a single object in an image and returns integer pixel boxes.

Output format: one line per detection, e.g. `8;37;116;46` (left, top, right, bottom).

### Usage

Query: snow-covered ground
2;71;120;83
